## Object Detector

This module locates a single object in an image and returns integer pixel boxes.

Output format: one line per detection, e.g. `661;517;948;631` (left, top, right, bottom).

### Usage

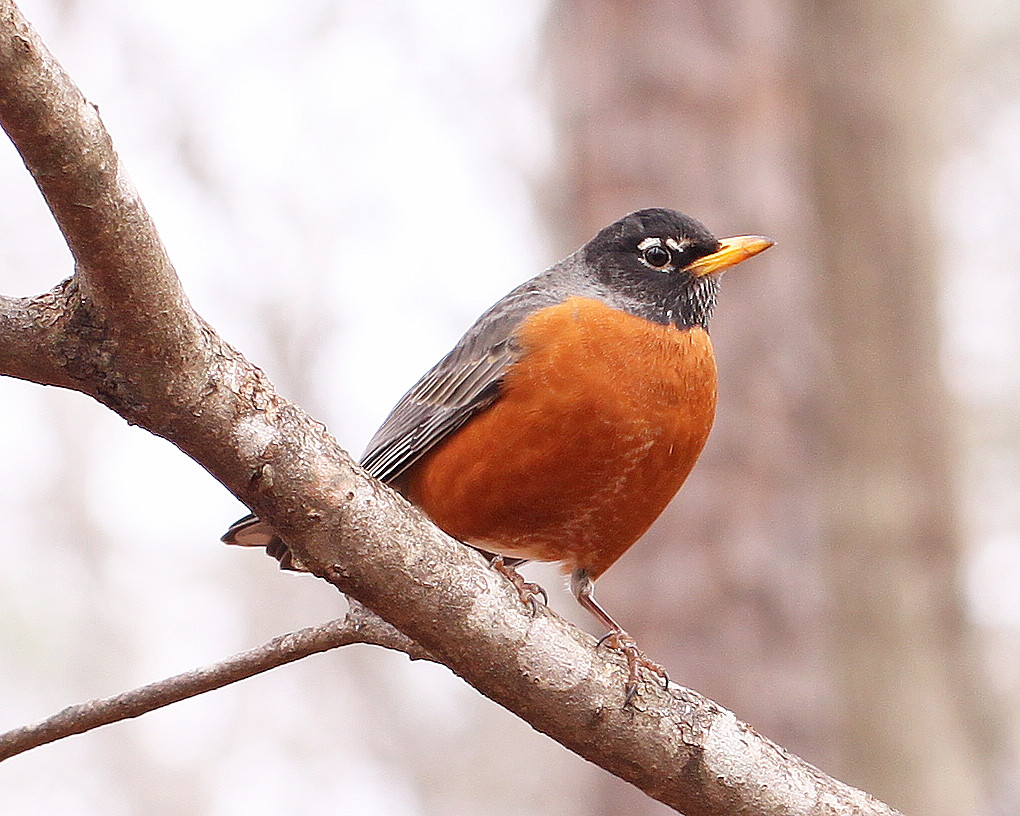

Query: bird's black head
580;208;772;329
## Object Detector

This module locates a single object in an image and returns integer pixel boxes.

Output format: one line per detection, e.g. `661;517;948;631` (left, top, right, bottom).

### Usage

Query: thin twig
0;602;433;762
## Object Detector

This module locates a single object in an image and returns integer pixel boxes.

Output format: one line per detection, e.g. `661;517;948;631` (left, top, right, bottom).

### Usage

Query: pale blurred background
1;1;1019;814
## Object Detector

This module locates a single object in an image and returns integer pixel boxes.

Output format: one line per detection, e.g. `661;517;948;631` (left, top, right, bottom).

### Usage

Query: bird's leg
489;554;548;614
571;569;669;703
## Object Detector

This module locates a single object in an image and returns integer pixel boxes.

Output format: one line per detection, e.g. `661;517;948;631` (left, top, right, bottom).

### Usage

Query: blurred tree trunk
546;1;988;814
545;2;835;813
800;2;991;814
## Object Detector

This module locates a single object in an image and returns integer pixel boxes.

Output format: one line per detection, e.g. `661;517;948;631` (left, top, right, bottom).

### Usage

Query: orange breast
405;296;718;579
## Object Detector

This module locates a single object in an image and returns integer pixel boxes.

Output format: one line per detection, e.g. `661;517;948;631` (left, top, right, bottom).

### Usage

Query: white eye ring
641;244;672;268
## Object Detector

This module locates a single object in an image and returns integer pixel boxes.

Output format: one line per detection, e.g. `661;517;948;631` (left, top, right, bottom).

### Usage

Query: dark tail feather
221;514;308;572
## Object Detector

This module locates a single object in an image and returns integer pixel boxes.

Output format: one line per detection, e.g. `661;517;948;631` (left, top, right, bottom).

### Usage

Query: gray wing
222;312;524;571
360;273;568;488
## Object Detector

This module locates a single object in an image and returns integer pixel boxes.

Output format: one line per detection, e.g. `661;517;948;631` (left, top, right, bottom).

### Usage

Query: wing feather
360;274;566;487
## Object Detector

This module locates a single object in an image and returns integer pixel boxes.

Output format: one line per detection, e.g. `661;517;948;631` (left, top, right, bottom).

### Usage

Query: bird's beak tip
685;234;774;277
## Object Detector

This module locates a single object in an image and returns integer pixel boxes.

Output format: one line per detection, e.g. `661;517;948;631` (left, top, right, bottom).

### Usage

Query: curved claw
596;629;668;704
490;555;548;615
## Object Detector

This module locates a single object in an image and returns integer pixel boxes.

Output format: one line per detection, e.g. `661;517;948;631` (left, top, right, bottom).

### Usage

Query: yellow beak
684;235;774;277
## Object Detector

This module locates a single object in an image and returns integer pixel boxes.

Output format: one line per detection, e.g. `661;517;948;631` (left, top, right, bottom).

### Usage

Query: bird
222;208;773;700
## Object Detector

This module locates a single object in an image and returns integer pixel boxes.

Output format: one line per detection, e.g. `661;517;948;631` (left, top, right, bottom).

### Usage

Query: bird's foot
597;629;669;704
490;555;548;614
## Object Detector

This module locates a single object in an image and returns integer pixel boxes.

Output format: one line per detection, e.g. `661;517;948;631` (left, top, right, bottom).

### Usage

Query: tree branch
0;601;433;762
0;284;80;389
0;1;902;813
0;0;199;374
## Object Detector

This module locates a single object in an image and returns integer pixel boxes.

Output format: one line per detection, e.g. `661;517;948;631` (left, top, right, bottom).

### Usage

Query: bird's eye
642;244;672;268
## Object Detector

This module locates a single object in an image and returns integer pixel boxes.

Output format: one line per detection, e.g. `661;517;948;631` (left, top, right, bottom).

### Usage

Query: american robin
223;208;772;700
